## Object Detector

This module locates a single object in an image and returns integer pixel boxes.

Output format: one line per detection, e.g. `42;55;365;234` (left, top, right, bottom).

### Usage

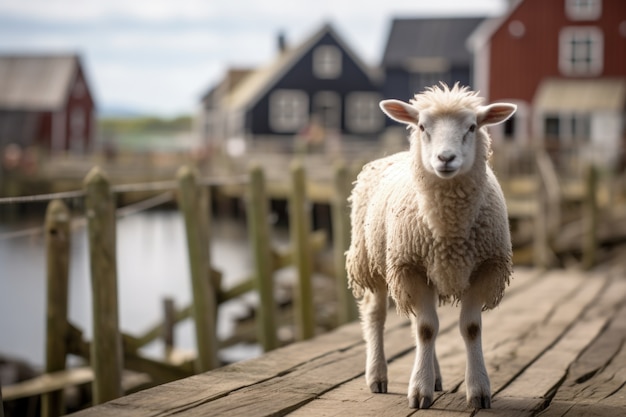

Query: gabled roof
0;54;80;111
225;23;379;112
382;17;485;68
467;0;523;52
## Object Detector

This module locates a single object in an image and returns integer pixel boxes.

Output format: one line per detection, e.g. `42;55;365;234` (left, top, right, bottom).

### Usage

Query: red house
469;0;626;164
0;54;96;154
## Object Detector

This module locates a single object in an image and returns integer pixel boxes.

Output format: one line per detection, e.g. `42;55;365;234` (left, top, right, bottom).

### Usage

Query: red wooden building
0;54;96;154
469;0;626;163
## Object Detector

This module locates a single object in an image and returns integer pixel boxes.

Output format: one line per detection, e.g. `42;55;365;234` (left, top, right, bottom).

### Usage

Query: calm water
0;209;268;369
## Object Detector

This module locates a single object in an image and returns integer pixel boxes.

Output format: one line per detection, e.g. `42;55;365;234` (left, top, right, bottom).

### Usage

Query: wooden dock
67;260;626;417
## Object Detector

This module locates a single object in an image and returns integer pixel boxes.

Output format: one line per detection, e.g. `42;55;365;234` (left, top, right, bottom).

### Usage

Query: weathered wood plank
289;269;556;416
67;268;623;417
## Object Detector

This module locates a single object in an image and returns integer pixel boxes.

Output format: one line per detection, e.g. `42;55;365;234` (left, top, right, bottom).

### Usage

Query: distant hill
97;104;147;119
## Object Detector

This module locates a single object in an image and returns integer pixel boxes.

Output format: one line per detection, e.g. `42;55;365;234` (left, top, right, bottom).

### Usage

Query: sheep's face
379;86;516;180
416;110;477;179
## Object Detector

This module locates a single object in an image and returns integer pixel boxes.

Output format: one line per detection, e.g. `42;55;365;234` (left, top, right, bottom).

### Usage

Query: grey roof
382;17;485;68
0;54;79;111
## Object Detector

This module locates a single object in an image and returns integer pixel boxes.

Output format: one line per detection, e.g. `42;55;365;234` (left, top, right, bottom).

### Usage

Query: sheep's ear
379;100;419;125
477;103;517;127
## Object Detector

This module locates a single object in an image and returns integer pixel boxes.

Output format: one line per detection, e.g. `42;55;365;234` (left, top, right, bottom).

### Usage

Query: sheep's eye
419;124;425;132
468;124;476;133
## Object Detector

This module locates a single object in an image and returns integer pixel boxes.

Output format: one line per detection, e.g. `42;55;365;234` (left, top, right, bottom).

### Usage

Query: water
0;209;265;370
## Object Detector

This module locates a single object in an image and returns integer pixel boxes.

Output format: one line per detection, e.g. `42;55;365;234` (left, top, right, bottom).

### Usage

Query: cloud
0;0;507;115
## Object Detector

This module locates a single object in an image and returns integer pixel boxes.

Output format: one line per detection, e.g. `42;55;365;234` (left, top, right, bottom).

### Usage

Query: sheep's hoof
408;395;432;409
434;378;443;392
369;381;387;393
468;395;491;409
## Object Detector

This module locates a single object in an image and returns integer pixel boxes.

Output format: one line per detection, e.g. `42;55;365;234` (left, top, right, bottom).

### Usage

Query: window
565;0;602;21
345;92;383;133
269;90;309;133
503;116;516;141
559;27;603;76
313;45;342;79
544;116;560;138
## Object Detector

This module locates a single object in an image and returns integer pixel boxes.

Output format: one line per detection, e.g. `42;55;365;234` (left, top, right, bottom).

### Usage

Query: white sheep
346;83;516;410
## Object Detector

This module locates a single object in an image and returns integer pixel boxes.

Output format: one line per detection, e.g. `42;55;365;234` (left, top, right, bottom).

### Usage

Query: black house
381;17;485;103
202;23;384;152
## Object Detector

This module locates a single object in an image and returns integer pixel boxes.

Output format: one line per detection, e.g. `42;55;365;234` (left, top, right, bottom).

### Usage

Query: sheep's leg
460;286;491;409
360;288;388;393
434;346;443;391
407;281;439;409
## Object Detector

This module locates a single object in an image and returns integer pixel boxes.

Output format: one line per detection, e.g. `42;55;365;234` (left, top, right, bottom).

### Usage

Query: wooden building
0;54;96;154
380;17;485;103
200;23;384;153
468;0;626;163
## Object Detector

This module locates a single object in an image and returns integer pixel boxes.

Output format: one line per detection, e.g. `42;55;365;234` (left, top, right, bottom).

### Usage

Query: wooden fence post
42;199;71;417
246;166;278;351
290;161;315;340
162;297;176;358
582;164;598;270
84;167;123;404
176;165;219;372
331;162;357;325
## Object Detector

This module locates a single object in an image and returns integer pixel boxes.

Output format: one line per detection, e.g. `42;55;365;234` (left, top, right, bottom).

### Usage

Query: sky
0;0;508;117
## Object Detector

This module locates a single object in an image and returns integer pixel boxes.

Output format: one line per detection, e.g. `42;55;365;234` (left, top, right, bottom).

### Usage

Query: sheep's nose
438;153;456;163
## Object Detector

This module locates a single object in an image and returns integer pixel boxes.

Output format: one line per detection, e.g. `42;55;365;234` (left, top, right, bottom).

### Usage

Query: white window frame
559;27;603;76
313;45;342;79
345;92;383;134
565;0;602;21
269;89;309;133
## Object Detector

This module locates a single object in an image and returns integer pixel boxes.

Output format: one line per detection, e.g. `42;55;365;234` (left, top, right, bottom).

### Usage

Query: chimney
277;32;287;53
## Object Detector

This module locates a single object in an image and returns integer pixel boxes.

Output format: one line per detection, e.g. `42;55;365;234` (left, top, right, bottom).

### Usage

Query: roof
225;23;378;112
467;0;523;51
381;17;486;69
534;78;626;112
0;54;80;111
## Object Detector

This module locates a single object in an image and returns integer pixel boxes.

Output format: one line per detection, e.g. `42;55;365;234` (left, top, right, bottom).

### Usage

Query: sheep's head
380;83;516;180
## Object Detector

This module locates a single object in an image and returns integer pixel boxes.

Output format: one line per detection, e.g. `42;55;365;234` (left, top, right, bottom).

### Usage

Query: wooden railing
0;160;358;416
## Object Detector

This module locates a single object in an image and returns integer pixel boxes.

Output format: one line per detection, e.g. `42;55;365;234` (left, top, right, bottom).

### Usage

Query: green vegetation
98;115;193;135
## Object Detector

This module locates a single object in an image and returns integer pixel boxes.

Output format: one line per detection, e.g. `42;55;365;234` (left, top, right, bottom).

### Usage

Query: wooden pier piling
290;161;315;340
84;167;123;404
331;162;357;324
176;165;219;371
246;165;279;351
42;199;71;417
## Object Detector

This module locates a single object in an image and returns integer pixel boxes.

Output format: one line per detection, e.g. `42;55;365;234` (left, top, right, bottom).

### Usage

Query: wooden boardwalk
69;263;626;417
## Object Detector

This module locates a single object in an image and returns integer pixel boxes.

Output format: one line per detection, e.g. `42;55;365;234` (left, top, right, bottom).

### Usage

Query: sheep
345;83;516;410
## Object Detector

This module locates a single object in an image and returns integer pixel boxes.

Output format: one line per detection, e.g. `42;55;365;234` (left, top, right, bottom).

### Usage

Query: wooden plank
290;269;559;416
69;268;620;417
3;368;151;401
